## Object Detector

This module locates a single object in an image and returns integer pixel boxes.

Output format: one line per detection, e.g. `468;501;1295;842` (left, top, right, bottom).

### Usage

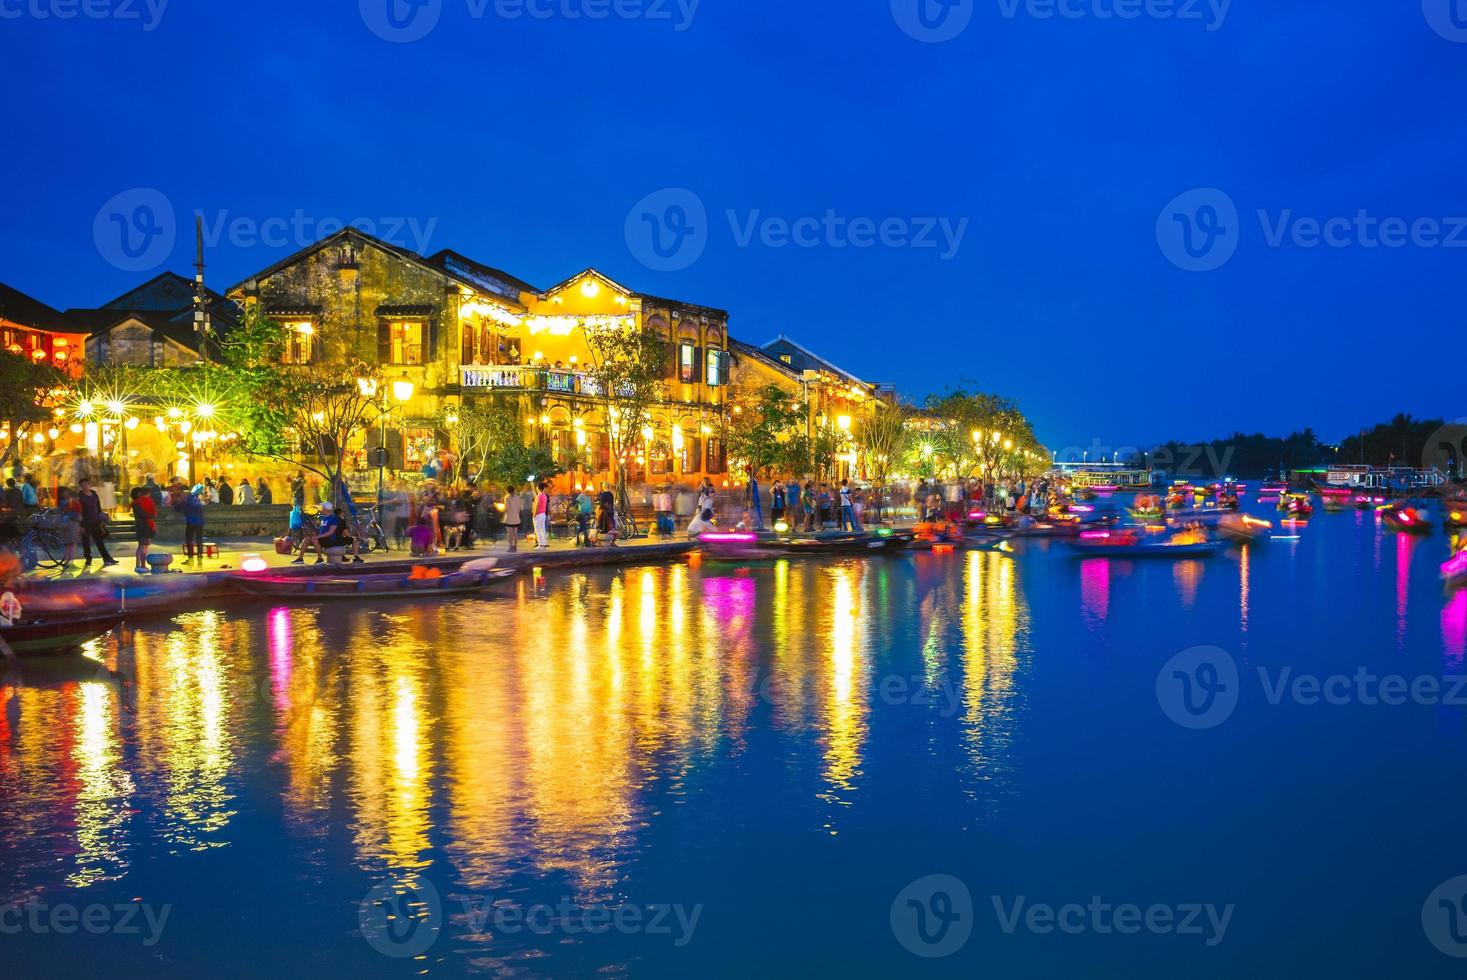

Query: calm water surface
4;499;1467;977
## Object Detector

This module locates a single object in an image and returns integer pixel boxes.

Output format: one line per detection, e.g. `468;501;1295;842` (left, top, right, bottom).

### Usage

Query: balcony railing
458;364;632;397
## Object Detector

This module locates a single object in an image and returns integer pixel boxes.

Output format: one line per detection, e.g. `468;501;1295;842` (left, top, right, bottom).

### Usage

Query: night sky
2;1;1463;452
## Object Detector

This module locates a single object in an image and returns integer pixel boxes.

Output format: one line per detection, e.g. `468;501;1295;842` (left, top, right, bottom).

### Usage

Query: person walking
503;483;523;552
130;486;156;573
77;478;117;566
532;482;550;550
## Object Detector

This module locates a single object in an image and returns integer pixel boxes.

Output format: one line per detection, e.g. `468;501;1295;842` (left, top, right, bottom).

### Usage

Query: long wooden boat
236;568;519;600
1067;535;1227;558
0;612;127;656
697;529;914;560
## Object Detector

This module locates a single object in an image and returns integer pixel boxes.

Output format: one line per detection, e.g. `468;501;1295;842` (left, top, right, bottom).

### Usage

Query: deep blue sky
2;1;1463;451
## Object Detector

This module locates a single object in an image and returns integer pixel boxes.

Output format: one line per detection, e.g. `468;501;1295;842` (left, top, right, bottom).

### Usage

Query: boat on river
0;611;128;657
1380;505;1431;535
1218;514;1273;543
1066;531;1227;558
237;568;519;600
1444;549;1467;589
697;529;914;560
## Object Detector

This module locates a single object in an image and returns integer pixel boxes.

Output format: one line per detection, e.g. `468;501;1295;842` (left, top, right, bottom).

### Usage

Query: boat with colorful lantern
1066;527;1226;558
1218;513;1273;543
1442;546;1467;590
696;528;914;560
0;611;128;657
1380;505;1432;535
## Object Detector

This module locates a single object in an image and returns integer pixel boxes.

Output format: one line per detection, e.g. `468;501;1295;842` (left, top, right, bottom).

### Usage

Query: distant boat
0;612;127;657
1067;532;1226;558
1380;506;1431;535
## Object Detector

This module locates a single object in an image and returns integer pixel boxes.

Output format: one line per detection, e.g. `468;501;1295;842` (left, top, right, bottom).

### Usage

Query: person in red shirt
130;486;157;572
532;482;550;550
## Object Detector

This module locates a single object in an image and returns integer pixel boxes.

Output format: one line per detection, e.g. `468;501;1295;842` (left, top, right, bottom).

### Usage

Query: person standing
176;484;206;561
77;478;117;566
770;479;786;527
503;483;523;552
747;469;764;530
290;471;306;509
20;475;38;508
801;481;817;531
575;488;594;547
596;482;617;545
130;486;156;573
532;482;550;550
840;479;863;532
144;474;165;509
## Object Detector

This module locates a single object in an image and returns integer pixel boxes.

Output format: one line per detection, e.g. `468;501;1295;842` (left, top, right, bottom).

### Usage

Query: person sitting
315;501;362;564
408;514;436;557
290;505;323;565
687;507;716;538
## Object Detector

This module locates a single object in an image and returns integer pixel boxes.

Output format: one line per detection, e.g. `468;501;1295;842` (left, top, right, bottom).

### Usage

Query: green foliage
856;402;912;489
582;325;668;513
724;383;806;477
0;350;65;466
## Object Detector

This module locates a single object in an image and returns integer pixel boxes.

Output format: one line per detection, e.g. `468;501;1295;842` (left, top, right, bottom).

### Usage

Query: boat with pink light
695;528;914;560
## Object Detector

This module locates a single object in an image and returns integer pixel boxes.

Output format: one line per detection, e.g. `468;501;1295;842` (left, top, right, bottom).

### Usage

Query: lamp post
371;376;415;505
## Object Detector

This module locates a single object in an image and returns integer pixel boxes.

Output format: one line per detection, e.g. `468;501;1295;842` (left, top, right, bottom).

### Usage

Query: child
408;515;436;557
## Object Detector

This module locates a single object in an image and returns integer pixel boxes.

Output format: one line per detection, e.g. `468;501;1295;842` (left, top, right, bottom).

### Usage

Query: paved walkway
21;532;695;582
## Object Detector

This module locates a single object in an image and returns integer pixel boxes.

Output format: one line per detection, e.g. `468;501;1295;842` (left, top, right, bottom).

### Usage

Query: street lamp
375;376;414;504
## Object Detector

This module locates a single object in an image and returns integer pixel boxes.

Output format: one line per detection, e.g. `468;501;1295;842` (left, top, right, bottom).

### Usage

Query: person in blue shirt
314;501;363;564
175;484;206;561
20;476;38;508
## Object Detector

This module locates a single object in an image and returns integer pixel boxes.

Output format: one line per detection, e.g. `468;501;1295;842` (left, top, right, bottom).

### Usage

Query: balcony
459;364;595;394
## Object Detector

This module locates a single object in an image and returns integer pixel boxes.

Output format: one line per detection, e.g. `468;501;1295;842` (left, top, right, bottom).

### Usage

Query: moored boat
697;529;914;560
236;568;519;600
0;612;128;656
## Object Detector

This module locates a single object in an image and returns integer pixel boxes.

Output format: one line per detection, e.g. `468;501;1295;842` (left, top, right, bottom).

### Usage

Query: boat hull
1067;539;1227;558
236;569;519;600
1;612;128;656
698;530;913;560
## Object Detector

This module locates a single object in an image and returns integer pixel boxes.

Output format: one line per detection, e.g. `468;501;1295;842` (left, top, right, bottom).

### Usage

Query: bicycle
0;509;68;572
346;506;390;554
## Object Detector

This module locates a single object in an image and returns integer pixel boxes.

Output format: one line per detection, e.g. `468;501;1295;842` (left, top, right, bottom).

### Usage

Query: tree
723;383;806;477
0;350;66;469
855;402;912;521
582;324;669;521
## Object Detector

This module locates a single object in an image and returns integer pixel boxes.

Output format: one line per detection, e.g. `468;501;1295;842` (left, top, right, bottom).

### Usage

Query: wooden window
678;343;700;384
387;321;425;365
283;322;315;364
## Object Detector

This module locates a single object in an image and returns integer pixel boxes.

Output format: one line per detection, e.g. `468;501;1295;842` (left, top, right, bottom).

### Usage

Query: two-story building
227;228;733;492
0;282;88;379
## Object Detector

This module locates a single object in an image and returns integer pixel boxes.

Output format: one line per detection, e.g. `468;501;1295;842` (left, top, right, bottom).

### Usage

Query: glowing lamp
125;416;139;430
240;554;268;573
391;379;415;402
774;521;789;533
581;278;601;299
77;400;95;417
69;423;82;434
195;403;215;419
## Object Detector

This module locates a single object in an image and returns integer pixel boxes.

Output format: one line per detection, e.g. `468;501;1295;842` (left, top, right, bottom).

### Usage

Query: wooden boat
236;568;519;599
1217;514;1273;543
697;529;914;560
1444;549;1467;589
1380;506;1431;534
1444;503;1467;530
0;612;127;656
1067;533;1227;558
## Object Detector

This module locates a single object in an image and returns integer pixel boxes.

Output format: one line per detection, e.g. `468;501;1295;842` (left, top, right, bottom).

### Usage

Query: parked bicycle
346;505;390;554
0;508;68;572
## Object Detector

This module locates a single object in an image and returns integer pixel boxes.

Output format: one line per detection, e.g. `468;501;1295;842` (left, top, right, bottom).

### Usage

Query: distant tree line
1125;414;1454;479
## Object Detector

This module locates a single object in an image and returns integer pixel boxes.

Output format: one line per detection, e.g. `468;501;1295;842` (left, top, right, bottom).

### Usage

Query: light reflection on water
5;509;1460;975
